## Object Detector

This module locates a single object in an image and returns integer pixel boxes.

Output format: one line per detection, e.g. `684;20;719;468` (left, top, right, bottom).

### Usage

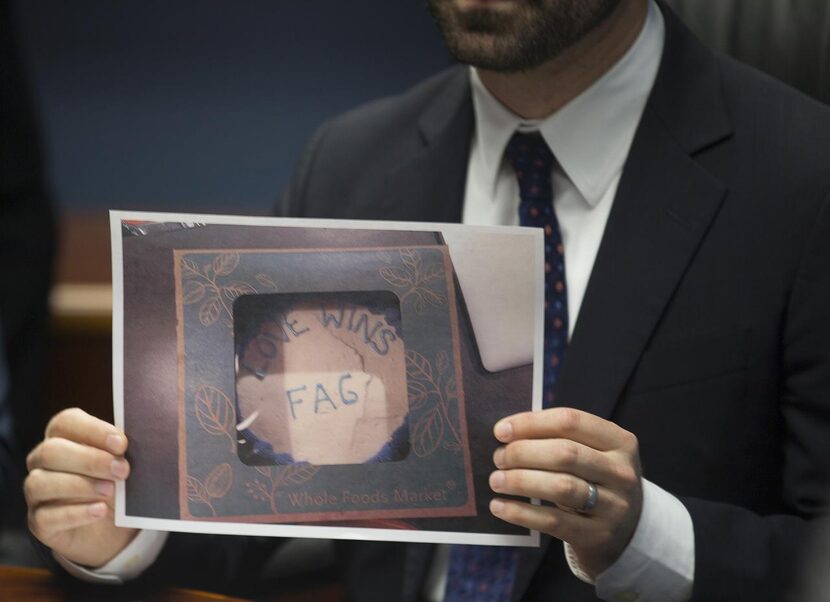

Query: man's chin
455;5;521;36
457;0;521;11
431;0;624;72
448;39;535;72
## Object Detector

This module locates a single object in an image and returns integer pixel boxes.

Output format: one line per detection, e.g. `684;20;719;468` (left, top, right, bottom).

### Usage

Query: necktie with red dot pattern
444;131;565;601
505;130;568;408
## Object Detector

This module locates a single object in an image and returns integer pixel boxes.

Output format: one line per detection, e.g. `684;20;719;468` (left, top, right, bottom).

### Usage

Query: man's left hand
489;407;643;577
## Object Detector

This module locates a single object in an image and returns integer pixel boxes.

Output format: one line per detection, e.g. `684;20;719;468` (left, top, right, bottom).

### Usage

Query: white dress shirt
65;2;692;600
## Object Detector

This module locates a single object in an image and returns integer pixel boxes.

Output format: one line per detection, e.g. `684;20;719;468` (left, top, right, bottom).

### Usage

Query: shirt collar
469;0;665;207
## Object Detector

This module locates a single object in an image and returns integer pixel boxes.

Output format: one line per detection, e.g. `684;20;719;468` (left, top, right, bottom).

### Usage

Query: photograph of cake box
113;211;543;546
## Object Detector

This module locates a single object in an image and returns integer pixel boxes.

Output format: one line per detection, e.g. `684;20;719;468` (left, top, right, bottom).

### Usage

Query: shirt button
613;593;639;602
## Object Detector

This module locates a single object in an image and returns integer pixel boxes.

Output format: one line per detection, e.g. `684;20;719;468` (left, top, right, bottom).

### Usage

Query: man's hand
489;407;643;577
25;408;138;568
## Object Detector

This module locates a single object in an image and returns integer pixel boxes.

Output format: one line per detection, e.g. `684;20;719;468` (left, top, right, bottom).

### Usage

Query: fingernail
490;499;505;515
111;459;129;479
106;434;123;453
493;447;505;468
494;421;513;441
490;470;505;490
95;480;114;497
88;502;107;518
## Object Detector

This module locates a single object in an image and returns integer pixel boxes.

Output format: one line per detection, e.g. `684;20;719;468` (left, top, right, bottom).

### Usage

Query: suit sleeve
683;192;830;601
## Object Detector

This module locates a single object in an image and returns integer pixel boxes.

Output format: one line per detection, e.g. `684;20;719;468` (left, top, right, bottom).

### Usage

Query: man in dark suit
24;0;830;599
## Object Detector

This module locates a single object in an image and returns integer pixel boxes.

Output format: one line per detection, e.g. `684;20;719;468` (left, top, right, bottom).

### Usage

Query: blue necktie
507;131;568;407
445;132;566;600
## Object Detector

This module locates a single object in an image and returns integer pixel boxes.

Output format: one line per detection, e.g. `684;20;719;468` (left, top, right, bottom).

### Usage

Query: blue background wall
12;1;452;214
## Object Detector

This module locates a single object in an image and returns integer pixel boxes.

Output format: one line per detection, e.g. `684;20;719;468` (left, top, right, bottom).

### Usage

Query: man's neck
477;0;649;119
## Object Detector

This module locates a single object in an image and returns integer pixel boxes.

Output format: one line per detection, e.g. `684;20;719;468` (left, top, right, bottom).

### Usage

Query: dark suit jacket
113;4;830;600
0;0;55;527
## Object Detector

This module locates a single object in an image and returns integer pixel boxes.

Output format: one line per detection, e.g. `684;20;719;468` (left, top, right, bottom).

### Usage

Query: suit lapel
556;3;732;421
376;68;474;224
555;109;728;419
511;4;732;597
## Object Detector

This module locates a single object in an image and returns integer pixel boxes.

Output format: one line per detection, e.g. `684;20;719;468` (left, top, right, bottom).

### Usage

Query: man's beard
427;0;621;72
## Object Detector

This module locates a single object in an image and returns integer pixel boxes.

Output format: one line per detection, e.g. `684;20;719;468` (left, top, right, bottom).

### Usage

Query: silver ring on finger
579;481;599;513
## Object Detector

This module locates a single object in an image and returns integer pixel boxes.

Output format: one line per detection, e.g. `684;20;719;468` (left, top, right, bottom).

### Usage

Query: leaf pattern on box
379;249;446;314
281;464;320;485
181;258;201;278
436;350;450;374
412;407;445;457
212;253;240;276
198;296;222;326
379;266;411;288
405;349;462;458
246;464;320;514
205;463;233;498
254;465;272;479
255;273;279;291
407;379;431;411
406;350;433;382
181;253;280;328
186;463;233;516
222;281;256;302
194;385;236;452
182;280;206;304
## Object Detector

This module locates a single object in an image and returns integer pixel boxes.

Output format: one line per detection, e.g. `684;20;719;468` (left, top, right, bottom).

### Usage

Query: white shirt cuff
564;478;694;602
53;529;169;584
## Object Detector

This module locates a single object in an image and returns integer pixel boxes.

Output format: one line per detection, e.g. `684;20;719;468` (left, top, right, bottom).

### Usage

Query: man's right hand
25;408;138;568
